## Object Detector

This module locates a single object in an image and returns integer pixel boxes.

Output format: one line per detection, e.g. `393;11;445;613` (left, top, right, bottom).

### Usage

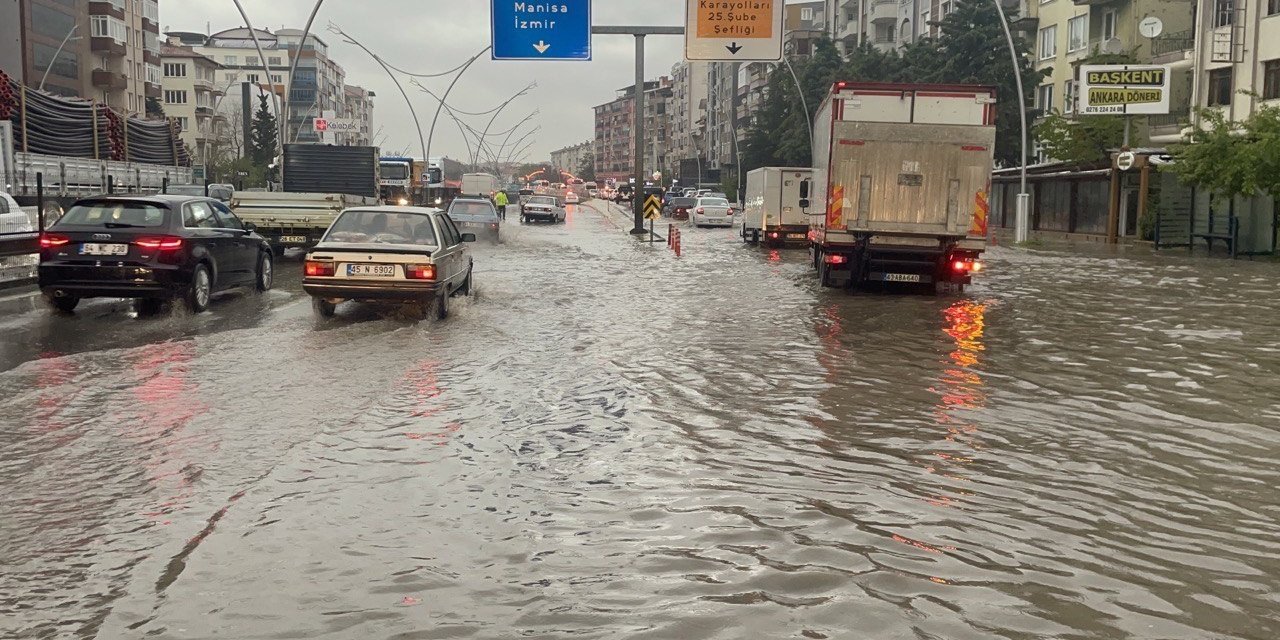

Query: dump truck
809;82;995;292
742;167;814;247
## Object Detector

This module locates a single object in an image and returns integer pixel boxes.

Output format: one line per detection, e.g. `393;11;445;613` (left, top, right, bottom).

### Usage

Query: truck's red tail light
824;254;848;265
305;261;335;277
405;264;436;281
953;260;969;272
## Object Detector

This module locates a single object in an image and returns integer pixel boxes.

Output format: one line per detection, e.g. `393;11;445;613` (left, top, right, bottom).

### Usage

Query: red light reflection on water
128;341;205;522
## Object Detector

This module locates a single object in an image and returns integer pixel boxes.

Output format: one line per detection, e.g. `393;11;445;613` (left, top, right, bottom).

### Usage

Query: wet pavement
2;201;1278;639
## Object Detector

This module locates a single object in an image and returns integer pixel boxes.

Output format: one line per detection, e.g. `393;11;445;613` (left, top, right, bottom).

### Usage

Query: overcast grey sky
164;1;706;163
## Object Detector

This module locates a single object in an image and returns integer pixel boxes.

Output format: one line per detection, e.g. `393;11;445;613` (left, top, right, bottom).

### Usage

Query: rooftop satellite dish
1101;38;1124;55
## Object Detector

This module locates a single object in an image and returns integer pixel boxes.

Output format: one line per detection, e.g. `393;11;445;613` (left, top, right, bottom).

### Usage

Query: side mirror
461;233;477;243
243;222;257;233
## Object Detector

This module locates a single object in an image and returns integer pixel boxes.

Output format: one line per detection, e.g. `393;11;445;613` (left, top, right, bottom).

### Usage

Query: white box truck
742;167;814;247
460;173;501;199
809;82;995;292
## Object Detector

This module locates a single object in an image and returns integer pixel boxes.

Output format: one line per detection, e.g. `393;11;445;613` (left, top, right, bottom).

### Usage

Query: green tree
1035;110;1126;166
249;94;278;174
1168;106;1280;203
928;0;1047;167
145;96;166;120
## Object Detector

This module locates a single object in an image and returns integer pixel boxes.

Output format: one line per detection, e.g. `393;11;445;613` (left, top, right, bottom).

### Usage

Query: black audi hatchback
38;195;274;314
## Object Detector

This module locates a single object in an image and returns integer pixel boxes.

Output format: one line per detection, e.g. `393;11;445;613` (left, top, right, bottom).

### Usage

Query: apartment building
550;141;593;176
592;78;673;183
670;60;709;183
1030;0;1194;157
0;0;160;111
342;84;375;147
160;42;224;170
784;1;830;58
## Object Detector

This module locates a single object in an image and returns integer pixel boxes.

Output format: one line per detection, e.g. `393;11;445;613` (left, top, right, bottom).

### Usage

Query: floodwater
1;202;1278;639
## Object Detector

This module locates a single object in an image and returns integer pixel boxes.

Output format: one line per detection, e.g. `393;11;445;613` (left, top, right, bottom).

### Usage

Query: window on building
271;74;282;83
1068;15;1088;52
224;55;238;65
146;64;161;85
1039;25;1057;60
1064;80;1077;113
247;73;259;83
941;1;952;15
268;56;283;66
921;10;930;28
801;7;813;21
90;15;127;43
1102;10;1118;40
247;56;259;66
1265;60;1280;99
163;63;187;77
1037;83;1054;112
176;117;188;131
1215;0;1235;27
1269;0;1280;15
164;90;187;105
1208;68;1233;106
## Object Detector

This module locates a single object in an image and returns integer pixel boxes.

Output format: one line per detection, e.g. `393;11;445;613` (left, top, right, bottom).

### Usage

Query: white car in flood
690;197;735;228
302;207;475;319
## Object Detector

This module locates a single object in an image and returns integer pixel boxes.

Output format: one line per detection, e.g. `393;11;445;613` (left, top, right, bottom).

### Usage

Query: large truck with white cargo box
742;167;814;247
809;82;995;292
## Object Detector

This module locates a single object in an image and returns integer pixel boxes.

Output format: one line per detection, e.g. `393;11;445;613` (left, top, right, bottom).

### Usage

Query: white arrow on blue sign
491;0;592;61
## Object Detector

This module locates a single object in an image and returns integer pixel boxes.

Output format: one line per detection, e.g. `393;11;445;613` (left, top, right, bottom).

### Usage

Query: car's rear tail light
971;261;984;272
405;264;436;281
305;260;335;277
135;236;183;251
491;223;499;229
39;233;70;248
953;260;973;272
824;254;849;265
697;207;705;214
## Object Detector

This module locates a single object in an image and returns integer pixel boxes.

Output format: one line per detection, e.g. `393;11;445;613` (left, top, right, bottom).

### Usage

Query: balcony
195;105;214;117
91;37;126;57
144;82;161;98
92;70;127;90
88;0;125;19
1149;108;1190;142
1152;30;1196;66
869;0;897;25
142;17;159;33
143;50;161;66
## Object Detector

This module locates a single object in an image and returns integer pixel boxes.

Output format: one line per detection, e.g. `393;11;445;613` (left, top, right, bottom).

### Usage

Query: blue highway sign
491;0;592;61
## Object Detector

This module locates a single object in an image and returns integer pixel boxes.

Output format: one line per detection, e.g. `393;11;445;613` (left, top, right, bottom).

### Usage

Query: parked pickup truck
230;191;381;251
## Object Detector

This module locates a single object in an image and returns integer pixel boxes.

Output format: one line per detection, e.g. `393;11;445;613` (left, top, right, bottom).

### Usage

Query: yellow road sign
644;195;662;220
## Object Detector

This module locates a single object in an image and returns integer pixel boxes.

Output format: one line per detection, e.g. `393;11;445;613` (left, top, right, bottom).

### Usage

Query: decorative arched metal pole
230;0;286;155
280;0;327;145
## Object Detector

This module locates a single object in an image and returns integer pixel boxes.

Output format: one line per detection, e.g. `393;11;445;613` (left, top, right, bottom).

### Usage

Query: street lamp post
993;0;1031;243
39;25;81;92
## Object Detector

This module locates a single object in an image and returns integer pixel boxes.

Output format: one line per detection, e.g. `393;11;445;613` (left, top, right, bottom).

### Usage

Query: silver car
520;195;565;224
690;197;734;228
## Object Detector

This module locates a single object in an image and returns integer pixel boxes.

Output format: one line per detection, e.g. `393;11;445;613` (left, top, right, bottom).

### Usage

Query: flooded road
2;202;1278;639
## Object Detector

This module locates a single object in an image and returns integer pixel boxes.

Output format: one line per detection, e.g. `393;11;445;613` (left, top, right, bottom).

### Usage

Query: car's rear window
165;185;206;196
673;198;696;207
449;201;497;218
528;197;557;206
324;210;437;246
57;202;168;228
700;198;730;206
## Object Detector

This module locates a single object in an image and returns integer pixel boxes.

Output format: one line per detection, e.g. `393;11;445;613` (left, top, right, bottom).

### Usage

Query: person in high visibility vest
494;190;509;220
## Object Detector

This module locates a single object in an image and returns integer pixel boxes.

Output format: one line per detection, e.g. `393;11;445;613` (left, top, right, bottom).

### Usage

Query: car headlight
398;198;409;206
435;198;443;205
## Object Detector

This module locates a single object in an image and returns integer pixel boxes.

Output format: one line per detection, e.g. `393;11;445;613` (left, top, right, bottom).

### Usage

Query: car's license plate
788;233;806;239
80;243;128;256
883;273;922;283
348;264;396;278
461;222;487;228
279;235;308;244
